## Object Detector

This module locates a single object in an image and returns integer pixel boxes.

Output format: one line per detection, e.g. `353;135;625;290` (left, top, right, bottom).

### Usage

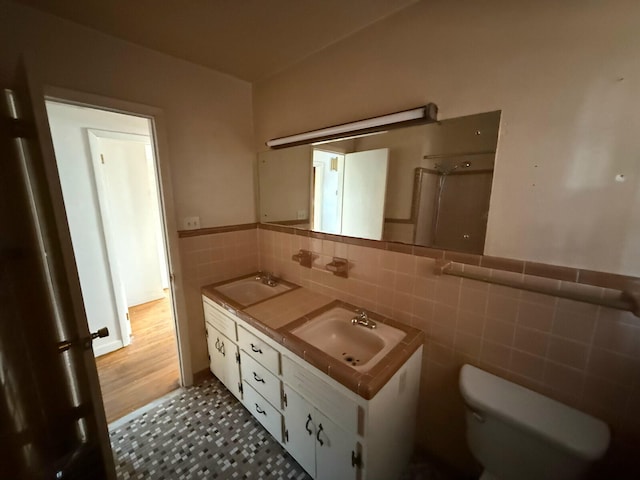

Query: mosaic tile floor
110;378;309;479
109;377;458;480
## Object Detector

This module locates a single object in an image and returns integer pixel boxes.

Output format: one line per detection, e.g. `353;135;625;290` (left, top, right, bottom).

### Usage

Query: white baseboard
94;339;124;357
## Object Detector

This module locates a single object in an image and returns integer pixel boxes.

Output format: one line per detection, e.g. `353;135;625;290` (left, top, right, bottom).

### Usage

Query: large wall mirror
258;110;501;254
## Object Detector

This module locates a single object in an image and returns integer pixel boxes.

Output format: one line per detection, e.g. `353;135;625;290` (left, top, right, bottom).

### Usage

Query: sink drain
342;353;361;366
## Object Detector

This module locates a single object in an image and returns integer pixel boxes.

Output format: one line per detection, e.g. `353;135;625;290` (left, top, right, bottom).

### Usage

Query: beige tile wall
258;228;640;476
179;229;259;371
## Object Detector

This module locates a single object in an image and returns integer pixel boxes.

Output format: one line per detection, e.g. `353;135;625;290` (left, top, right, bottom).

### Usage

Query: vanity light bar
266;103;438;148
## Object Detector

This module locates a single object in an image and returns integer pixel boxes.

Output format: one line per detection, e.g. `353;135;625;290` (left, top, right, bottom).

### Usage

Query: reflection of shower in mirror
434;161;472;175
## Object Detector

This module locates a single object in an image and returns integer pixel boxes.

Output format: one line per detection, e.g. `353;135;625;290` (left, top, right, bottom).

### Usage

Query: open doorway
45;101;180;423
311;147;389;240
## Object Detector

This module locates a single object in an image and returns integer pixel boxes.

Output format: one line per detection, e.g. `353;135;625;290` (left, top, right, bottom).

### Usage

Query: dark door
0;60;115;479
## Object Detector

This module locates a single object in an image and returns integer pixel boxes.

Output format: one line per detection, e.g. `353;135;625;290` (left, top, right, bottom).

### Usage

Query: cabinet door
206;323;242;400
282;384;316;476
315;409;358;480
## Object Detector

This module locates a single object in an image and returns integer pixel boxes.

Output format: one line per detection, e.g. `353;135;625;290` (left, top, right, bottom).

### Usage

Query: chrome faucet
255;271;279;287
351;310;376;329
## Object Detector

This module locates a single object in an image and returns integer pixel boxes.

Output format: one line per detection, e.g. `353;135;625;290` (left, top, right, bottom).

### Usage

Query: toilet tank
459;365;610;480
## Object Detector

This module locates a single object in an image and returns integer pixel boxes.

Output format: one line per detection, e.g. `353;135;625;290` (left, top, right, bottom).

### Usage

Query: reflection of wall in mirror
258;145;311;225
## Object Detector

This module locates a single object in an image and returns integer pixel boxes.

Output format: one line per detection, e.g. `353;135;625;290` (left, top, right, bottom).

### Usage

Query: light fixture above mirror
266;104;439;148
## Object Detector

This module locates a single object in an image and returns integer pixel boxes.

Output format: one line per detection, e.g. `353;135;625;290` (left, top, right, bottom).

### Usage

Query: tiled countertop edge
201;283;424;400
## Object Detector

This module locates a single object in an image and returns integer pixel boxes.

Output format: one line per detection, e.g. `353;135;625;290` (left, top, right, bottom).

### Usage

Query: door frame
44;86;193;387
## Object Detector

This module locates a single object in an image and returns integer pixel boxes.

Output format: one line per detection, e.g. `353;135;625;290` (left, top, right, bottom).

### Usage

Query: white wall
254;0;640;276
46;102;151;355
0;0;256;370
0;0;256;229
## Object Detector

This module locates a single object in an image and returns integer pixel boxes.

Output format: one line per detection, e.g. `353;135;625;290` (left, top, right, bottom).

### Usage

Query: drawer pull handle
305;414;313;435
219;342;225;356
251;343;263;354
215;338;221;351
316;423;324;446
253;372;265;383
255;404;266;415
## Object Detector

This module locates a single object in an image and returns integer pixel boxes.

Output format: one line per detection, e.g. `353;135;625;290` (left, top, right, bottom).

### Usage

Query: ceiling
12;0;418;82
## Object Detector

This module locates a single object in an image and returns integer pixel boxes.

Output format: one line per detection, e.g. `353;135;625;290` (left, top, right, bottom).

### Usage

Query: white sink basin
215;276;292;306
291;306;406;372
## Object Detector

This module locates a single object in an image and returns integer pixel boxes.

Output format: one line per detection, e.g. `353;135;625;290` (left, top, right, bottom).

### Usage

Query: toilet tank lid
459;364;610;460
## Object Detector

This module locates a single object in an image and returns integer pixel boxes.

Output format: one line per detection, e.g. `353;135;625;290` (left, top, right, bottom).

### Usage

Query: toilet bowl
459;364;610;480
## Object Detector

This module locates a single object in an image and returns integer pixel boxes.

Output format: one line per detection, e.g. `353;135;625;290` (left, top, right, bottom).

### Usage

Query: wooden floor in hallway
96;290;180;423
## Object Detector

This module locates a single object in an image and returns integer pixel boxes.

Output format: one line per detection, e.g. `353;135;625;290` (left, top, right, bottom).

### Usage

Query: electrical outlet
297;210;307;220
183;216;200;230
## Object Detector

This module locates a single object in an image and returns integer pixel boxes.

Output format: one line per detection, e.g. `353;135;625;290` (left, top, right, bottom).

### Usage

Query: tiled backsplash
257;227;640;477
179;223;639;476
178;228;259;369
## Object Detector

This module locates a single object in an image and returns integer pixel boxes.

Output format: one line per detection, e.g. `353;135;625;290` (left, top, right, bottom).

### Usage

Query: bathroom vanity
202;274;424;480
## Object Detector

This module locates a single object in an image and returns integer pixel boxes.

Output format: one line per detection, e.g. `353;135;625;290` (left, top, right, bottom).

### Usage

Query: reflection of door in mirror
341;148;389;240
312;150;344;234
312;148;389;240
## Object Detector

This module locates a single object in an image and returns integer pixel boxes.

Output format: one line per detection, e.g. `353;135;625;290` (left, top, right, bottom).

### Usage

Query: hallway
96;291;180;423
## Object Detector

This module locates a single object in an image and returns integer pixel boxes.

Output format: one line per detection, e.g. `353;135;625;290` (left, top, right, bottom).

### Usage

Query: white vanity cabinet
237;325;285;443
205;323;242;400
202;294;422;480
203;296;242;400
283;384;359;480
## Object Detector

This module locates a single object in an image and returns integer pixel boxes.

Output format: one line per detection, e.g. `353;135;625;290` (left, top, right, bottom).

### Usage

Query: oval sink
291;306;406;372
215;276;292;307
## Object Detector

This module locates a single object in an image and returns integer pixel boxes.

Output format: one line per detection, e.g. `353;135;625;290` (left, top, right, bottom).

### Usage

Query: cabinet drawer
241;351;282;409
282;355;358;434
203;297;237;341
243;381;283;443
238;326;279;374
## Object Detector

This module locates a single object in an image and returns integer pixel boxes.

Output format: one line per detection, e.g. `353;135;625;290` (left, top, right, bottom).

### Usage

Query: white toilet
459;364;610;480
